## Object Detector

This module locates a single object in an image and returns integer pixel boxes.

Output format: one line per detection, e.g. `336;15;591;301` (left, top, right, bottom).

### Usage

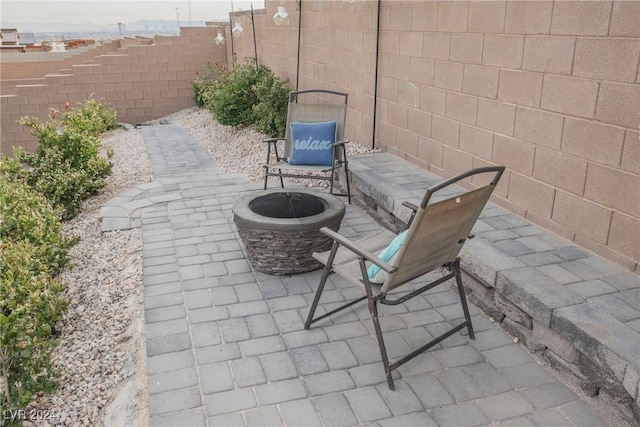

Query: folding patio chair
305;166;505;389
263;89;351;203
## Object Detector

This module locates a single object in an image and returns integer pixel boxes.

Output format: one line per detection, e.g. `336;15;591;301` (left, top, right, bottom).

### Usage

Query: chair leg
263;169;269;190
453;259;475;340
343;160;351;205
370;297;395;390
279;170;284;188
304;266;330;330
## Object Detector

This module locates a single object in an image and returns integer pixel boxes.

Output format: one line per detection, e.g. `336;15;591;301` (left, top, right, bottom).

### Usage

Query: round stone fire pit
233;188;346;275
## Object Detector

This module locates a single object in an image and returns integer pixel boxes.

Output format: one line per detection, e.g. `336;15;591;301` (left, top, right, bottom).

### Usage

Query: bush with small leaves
0;240;68;415
252;71;291;138
192;63;227;107
0;176;76;276
14;99;113;219
194;59;291;138
0;97;115;419
204;59;271;127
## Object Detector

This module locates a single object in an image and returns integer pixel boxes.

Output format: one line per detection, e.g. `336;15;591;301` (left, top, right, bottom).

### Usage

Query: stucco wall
230;0;640;273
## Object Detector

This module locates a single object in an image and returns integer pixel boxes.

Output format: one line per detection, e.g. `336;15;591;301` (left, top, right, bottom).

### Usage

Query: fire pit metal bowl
233;188;346;275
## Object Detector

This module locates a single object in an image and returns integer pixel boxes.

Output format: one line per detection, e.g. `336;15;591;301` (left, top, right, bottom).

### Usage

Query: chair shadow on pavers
305;167;504;390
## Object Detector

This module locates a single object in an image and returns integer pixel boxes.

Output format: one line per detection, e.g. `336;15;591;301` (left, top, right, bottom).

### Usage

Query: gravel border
25;126;151;427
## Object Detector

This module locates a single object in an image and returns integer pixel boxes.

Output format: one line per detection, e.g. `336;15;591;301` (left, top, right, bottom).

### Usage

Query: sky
1;0;264;26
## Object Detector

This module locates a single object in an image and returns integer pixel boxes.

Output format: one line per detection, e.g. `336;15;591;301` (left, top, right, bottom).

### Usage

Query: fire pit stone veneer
233;188;346;275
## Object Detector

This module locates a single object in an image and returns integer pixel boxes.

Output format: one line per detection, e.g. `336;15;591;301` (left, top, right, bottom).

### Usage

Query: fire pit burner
249;192;325;219
233;188;346;275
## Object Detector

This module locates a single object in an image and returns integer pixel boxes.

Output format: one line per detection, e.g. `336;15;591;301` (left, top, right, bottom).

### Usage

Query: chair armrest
318;227;397;274
263;138;286;163
401;201;418;212
334;140;349;147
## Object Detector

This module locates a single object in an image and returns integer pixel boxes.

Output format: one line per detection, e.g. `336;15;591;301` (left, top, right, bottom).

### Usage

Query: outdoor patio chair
305;166;505;390
263;89;351;203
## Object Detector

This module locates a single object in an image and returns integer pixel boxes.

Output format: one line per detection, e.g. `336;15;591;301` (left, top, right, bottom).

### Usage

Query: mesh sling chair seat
263;89;351;203
304;166;505;390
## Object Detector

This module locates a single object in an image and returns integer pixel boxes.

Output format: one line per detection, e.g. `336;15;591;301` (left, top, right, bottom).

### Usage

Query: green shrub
194;59;291;137
0;177;76;276
252;72;291;138
0;97;117;421
192;64;226;107
203;59;268;127
0;240;67;412
63;97;118;135
12;99;114;219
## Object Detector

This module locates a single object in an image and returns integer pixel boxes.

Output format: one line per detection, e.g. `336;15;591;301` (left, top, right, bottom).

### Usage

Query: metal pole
295;0;302;90
251;3;258;69
371;0;381;149
230;1;235;69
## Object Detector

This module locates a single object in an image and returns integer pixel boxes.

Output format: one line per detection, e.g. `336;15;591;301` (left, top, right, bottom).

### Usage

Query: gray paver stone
195;343;241;365
434;368;486;402
496;267;585;326
520;382;577;409
198;362;234;394
145;304;186;323
291;346;329;375
190;322;222;348
278;399;323;427
375;381;424;416
244;406;284;427
378;411;438;427
431;402;489;426
460;238;527;285
147;367;198;395
230;357;267;387
345;387;393;423
204;388;257;416
552;302;639;382
255;379;308;405
259;351;298;382
406;374;454;409
147;387;202;416
146;349;194;375
305;370;356;396
313;393;359;427
146;333;191;357
476;391;535;421
149;408;205;427
482;344;534;369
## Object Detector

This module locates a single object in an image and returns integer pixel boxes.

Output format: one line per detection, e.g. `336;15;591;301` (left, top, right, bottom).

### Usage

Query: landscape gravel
22;106;377;426
165;106;378;187
24;126;151;427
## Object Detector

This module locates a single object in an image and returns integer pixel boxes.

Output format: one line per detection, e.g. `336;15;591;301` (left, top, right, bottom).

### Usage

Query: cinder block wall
0;40;121;81
232;0;640;273
1;27;227;154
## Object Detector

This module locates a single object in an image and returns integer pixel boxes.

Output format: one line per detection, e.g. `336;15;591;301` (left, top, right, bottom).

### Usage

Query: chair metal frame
263;89;351;203
305;166;505;390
